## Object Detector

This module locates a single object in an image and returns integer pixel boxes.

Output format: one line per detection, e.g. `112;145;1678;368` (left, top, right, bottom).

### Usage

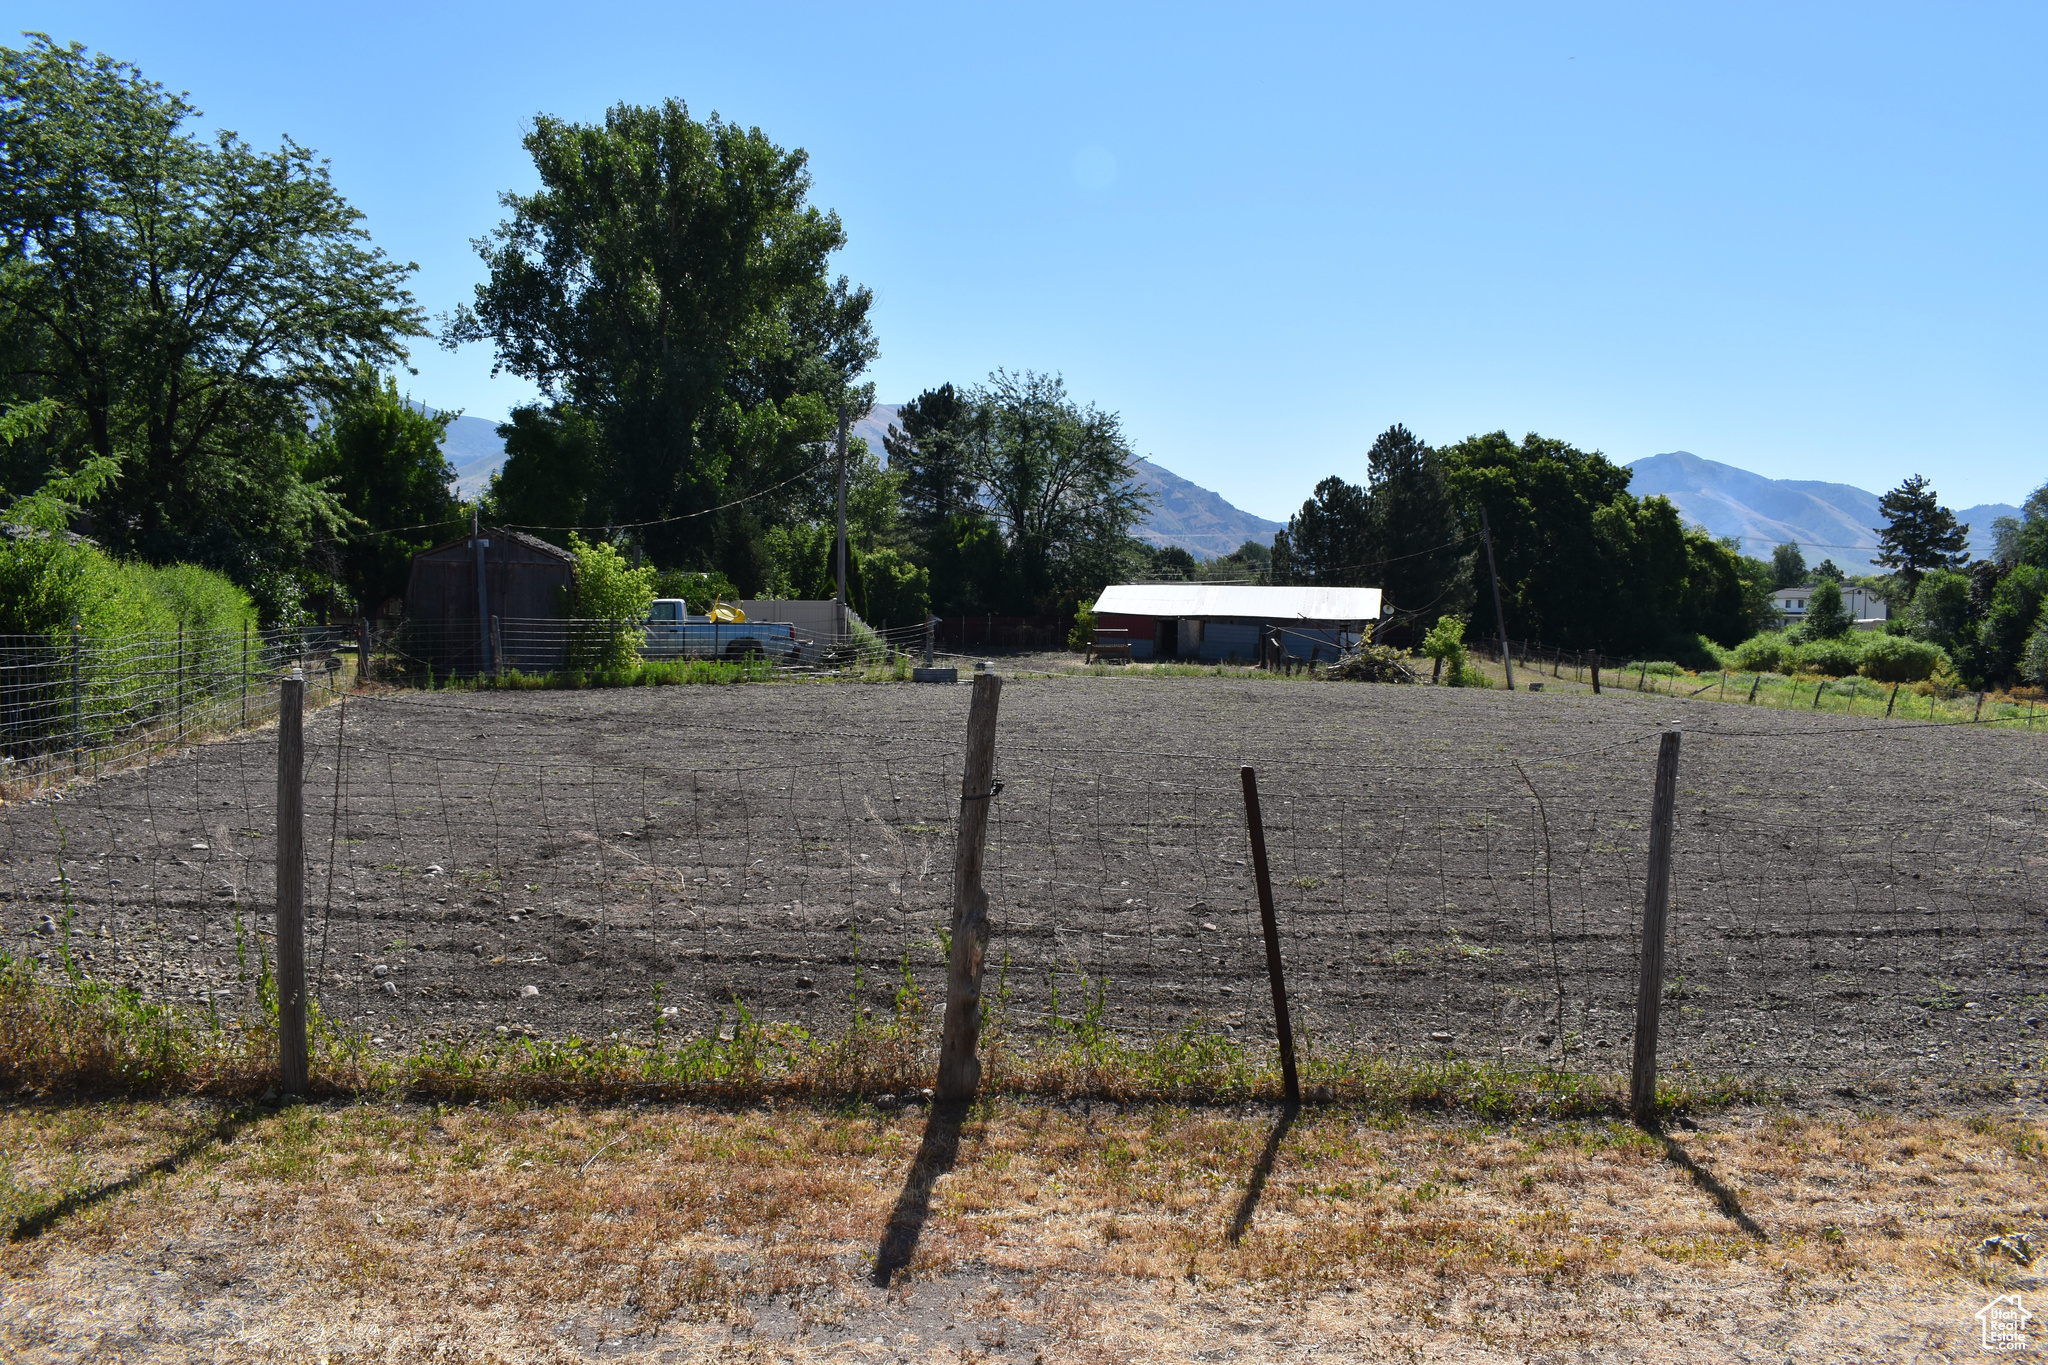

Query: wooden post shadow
1226;1103;1299;1245
872;1099;971;1286
10;1105;254;1244
1655;1126;1767;1241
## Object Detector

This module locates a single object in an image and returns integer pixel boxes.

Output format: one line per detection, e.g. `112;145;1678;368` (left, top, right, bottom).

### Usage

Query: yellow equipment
709;600;746;623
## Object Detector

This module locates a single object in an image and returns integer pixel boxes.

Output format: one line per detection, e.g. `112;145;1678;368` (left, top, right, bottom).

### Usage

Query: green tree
1902;568;1975;652
479;405;606;548
1974;565;2046;686
447;97;875;582
884;384;985;543
1800;579;1852;639
561;532;654;670
1271;476;1372;585
1991;482;2048;570
1365;424;1469;620
973;370;1151;613
1813;558;1845;582
1771;541;1807;588
0;37;423;619
307;371;462;613
1873;474;1969;592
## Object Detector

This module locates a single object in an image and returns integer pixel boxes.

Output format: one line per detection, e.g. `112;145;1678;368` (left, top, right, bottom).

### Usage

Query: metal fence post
241;622;249;726
69;611;81;770
176;624;184;740
276;669;308;1097
925;614;935;669
1240;765;1301;1105
936;672;1003;1100
1629;725;1682;1127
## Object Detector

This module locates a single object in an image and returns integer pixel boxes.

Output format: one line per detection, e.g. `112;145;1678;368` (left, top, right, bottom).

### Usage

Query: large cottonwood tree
448;98;876;579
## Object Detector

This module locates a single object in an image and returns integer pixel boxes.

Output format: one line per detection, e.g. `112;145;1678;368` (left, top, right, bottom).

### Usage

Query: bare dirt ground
1;673;2044;1098
2;1094;2044;1363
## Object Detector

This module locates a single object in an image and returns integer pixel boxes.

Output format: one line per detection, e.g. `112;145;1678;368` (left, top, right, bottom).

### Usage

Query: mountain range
432;410;2022;572
1626;451;2018;574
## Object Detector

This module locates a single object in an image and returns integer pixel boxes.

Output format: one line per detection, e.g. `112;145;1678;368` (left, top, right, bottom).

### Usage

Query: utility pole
834;402;850;647
472;507;492;676
1480;506;1515;691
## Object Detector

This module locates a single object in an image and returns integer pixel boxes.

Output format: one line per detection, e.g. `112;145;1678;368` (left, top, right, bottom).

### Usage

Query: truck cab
641;599;802;662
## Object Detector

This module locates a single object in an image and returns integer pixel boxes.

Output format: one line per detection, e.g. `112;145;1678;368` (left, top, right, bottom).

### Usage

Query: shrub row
1719;629;1948;682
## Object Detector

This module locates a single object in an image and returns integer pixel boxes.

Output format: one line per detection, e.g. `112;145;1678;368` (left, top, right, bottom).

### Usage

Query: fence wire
3;682;2043;1091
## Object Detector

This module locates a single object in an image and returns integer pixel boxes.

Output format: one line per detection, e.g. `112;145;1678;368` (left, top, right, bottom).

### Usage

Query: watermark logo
1976;1294;2033;1353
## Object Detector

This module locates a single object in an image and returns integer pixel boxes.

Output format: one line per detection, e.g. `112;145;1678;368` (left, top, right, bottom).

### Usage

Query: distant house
1093;583;1383;662
1771;582;1889;630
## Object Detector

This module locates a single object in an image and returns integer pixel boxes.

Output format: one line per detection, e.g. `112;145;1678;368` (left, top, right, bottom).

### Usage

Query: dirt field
1;674;2044;1098
2;1093;2044;1362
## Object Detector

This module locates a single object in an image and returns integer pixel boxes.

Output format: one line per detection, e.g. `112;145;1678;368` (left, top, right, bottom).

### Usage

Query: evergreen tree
1771;541;1807;588
1874;474;1969;592
883;384;985;542
1364;423;1469;620
1813;558;1845;582
1801;578;1852;638
1270;476;1372;585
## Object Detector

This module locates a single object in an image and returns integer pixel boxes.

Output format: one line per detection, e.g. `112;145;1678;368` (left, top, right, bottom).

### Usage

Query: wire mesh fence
0;625;352;782
366;615;948;684
3;678;2044;1094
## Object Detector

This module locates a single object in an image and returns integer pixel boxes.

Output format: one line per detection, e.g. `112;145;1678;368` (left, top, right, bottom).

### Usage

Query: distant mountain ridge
428;412;2015;573
1627;451;2017;574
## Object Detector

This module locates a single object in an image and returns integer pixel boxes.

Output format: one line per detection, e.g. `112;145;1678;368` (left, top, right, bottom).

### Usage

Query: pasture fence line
3;679;2043;1105
1467;635;2045;725
0;623;351;783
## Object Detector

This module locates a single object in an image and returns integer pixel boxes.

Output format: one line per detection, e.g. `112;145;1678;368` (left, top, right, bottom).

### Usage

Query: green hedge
1856;634;1947;683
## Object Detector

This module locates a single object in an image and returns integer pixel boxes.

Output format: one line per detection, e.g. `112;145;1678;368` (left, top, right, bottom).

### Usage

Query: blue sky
9;3;2043;518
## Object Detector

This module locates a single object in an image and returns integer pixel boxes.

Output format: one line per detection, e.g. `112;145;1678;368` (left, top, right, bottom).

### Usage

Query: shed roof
1094;583;1382;621
412;527;576;563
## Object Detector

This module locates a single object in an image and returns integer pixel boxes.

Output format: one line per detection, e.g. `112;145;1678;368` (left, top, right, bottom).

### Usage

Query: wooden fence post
936;673;1003;1100
1629;726;1682;1127
1240;765;1301;1105
358;618;370;683
1885;682;1899;718
1590;656;1601;694
1747;673;1761;703
276;670;308;1098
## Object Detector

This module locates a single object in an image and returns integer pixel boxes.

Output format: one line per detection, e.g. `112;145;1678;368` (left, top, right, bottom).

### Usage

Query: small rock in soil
522;984;541;997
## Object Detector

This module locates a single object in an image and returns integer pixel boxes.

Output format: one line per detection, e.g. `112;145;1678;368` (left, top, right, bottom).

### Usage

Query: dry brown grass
2;1095;2042;1362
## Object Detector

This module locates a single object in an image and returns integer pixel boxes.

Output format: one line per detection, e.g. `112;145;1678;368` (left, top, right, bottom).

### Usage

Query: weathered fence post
1885;682;1899;718
1240;765;1302;1106
276;669;308;1098
1590;655;1601;694
1747;673;1761;704
358;618;370;684
491;615;503;680
936;672;1003;1100
1629;725;1682;1127
1974;691;1984;722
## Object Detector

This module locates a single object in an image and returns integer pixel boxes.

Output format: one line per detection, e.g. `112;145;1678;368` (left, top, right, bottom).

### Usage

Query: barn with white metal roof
1092;583;1383;663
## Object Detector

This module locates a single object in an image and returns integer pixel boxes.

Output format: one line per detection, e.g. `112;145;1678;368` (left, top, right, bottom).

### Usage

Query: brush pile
1325;641;1421;683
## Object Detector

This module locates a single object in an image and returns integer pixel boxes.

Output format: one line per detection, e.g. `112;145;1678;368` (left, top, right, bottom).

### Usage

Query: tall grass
0;955;1769;1118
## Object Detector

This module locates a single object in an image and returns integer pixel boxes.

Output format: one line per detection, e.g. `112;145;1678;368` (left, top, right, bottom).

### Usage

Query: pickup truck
641;599;805;661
